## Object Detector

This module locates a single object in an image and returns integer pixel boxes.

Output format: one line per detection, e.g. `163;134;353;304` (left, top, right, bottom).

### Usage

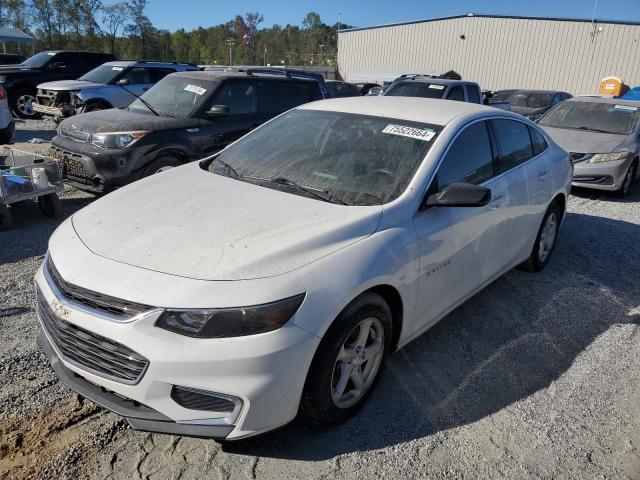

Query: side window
52;52;74;68
447;86;465;102
150;68;176;82
529;126;548;156
258;81;315;114
212;81;257;114
435;121;494;190
122;67;153;84
466;85;481;104
491;119;534;172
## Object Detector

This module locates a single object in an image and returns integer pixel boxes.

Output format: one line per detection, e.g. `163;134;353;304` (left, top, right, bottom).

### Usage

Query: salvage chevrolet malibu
35;97;572;440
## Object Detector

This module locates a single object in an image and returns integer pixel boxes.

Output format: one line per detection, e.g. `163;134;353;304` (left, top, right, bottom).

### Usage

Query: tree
302;12;321;30
101;2;129;54
126;0;154;57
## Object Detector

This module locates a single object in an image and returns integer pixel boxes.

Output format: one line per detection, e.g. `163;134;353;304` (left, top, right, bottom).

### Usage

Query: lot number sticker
382;124;436;142
184;84;207;95
614;104;637;111
429;84;445;90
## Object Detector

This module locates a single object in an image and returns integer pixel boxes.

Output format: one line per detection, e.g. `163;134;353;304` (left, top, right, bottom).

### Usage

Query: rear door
412;119;511;332
196;79;261;156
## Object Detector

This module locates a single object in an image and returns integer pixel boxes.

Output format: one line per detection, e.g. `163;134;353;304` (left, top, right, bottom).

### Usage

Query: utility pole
227;38;235;66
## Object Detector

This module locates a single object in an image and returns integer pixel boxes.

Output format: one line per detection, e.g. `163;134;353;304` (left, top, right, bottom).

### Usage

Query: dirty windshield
79;64;124;84
128;76;214;118
539;101;639;135
207;109;441;206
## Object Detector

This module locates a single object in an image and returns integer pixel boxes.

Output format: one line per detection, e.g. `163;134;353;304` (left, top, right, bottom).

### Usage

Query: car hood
540;126;627;154
0;65;37;74
71;164;382;281
59;108;188;133
38;79;103;90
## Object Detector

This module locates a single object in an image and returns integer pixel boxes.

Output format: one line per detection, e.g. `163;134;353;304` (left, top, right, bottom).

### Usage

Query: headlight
90;131;147;149
589;151;631;163
155;294;305;338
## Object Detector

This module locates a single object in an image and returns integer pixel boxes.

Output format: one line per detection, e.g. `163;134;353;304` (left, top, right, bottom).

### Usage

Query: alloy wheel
331;317;385;409
17;94;35;116
538;212;558;263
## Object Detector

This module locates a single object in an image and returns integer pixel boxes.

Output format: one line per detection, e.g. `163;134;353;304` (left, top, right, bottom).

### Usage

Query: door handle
538;170;549;180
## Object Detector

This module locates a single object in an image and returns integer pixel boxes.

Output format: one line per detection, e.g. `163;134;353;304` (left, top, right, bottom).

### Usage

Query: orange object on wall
598;76;625;96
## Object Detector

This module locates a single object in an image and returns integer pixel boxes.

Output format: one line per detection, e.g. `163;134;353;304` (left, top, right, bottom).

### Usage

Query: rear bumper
38;332;235;439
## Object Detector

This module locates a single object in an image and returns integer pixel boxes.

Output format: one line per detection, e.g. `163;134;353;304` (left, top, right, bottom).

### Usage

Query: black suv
50;68;331;193
0;50;115;118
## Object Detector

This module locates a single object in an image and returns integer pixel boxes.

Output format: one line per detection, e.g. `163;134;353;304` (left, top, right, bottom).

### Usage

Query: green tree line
0;1;349;66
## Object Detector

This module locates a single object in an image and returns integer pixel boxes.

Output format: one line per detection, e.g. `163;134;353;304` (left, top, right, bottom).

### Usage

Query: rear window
385;81;446;99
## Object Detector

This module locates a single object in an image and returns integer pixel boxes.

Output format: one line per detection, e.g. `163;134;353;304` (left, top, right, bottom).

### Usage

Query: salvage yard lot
1;120;640;480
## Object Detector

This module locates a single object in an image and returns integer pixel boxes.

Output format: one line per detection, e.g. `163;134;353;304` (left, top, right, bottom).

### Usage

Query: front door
412;120;510;334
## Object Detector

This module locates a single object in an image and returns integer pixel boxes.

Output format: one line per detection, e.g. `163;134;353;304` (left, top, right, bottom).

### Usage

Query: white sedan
34;97;572;440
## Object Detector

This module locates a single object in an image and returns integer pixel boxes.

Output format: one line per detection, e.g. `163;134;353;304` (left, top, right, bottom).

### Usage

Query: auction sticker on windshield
382;124;436;142
614;104;637;111
429;84;445;90
184;84;207;95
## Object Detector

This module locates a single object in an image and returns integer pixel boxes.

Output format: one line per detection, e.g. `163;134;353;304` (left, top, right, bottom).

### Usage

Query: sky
104;0;640;31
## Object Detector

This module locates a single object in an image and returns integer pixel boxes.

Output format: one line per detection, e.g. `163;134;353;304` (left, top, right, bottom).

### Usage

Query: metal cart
0;147;63;231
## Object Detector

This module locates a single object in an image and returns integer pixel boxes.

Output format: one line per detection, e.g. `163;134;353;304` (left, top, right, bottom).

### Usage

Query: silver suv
33;61;199;121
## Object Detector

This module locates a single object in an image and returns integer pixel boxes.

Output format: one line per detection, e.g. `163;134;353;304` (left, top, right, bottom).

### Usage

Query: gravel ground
1;120;639;479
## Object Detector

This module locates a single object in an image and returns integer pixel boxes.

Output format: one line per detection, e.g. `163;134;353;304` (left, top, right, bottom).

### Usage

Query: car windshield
538;101;639;135
79;64;125;84
207;109;441;206
385;81;446;99
128;75;214;118
20;51;56;68
493;90;555;108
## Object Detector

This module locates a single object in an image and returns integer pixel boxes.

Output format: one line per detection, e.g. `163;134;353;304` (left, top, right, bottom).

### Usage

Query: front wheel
11;88;40;119
520;201;562;272
301;292;392;426
616;162;637;198
142;156;182;178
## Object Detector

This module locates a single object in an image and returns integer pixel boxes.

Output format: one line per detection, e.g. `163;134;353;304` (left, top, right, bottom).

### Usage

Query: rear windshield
128;75;215;118
493;90;555;108
385;81;446;99
79;64;125;84
538;101;639;135
207;109;441;206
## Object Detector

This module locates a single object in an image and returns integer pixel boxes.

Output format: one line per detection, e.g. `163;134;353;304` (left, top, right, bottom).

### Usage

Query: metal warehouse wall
337;16;640;94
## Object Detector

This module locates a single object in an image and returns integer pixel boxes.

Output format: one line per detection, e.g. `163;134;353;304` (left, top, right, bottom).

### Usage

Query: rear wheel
520;201;561;272
0;204;12;230
37;193;61;218
301;292;392;426
142;156;182;177
11;88;39;119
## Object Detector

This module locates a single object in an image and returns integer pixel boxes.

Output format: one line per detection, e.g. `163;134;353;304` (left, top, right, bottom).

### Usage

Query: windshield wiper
244;176;347;205
573;125;617;134
211;158;240;178
118;84;159;116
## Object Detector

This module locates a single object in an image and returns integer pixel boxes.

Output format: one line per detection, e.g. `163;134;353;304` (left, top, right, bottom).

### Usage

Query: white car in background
0;84;14;143
35;97;572;440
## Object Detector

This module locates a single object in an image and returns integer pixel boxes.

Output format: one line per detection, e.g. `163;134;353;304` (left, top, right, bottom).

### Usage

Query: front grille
46;257;152;319
49;147;90;180
171;386;237;413
37;288;149;384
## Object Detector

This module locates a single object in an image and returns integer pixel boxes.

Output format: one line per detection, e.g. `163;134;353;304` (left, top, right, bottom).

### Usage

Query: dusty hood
59;108;189;134
38;79;103;90
71;164;382;281
541;126;627;154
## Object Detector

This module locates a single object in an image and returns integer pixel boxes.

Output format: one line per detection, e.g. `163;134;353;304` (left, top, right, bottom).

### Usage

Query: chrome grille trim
36;287;149;385
45;257;154;321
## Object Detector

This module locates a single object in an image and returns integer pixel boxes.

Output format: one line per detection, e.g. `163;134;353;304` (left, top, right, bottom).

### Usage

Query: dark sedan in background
492;89;573;121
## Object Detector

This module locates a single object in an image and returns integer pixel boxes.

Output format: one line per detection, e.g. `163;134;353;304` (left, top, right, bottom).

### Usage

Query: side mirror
207;105;230;117
425;182;492;208
116;78;130;85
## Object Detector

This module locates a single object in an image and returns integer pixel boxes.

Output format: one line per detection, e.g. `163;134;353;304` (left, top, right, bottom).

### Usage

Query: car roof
393;77;475;86
170;70;316;82
495;89;566;94
566;96;640;107
299;96;503;125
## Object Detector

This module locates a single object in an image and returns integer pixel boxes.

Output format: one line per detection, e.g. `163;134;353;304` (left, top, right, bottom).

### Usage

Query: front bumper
32;102;64;117
34;262;320;440
572;157;632;191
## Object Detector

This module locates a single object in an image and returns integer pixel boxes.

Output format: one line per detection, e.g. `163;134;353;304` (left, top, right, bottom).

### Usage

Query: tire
520;201;562;272
0;204;12;230
301;292;393;426
142;156;182;178
10;87;40;119
616;161;637;198
37;193;61;218
77;101;111;114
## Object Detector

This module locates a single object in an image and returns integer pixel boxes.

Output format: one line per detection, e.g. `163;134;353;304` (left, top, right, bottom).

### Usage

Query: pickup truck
382;74;510;109
0;50;115;118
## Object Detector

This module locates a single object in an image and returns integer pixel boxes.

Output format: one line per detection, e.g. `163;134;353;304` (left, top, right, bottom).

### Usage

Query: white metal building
337;14;640;94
